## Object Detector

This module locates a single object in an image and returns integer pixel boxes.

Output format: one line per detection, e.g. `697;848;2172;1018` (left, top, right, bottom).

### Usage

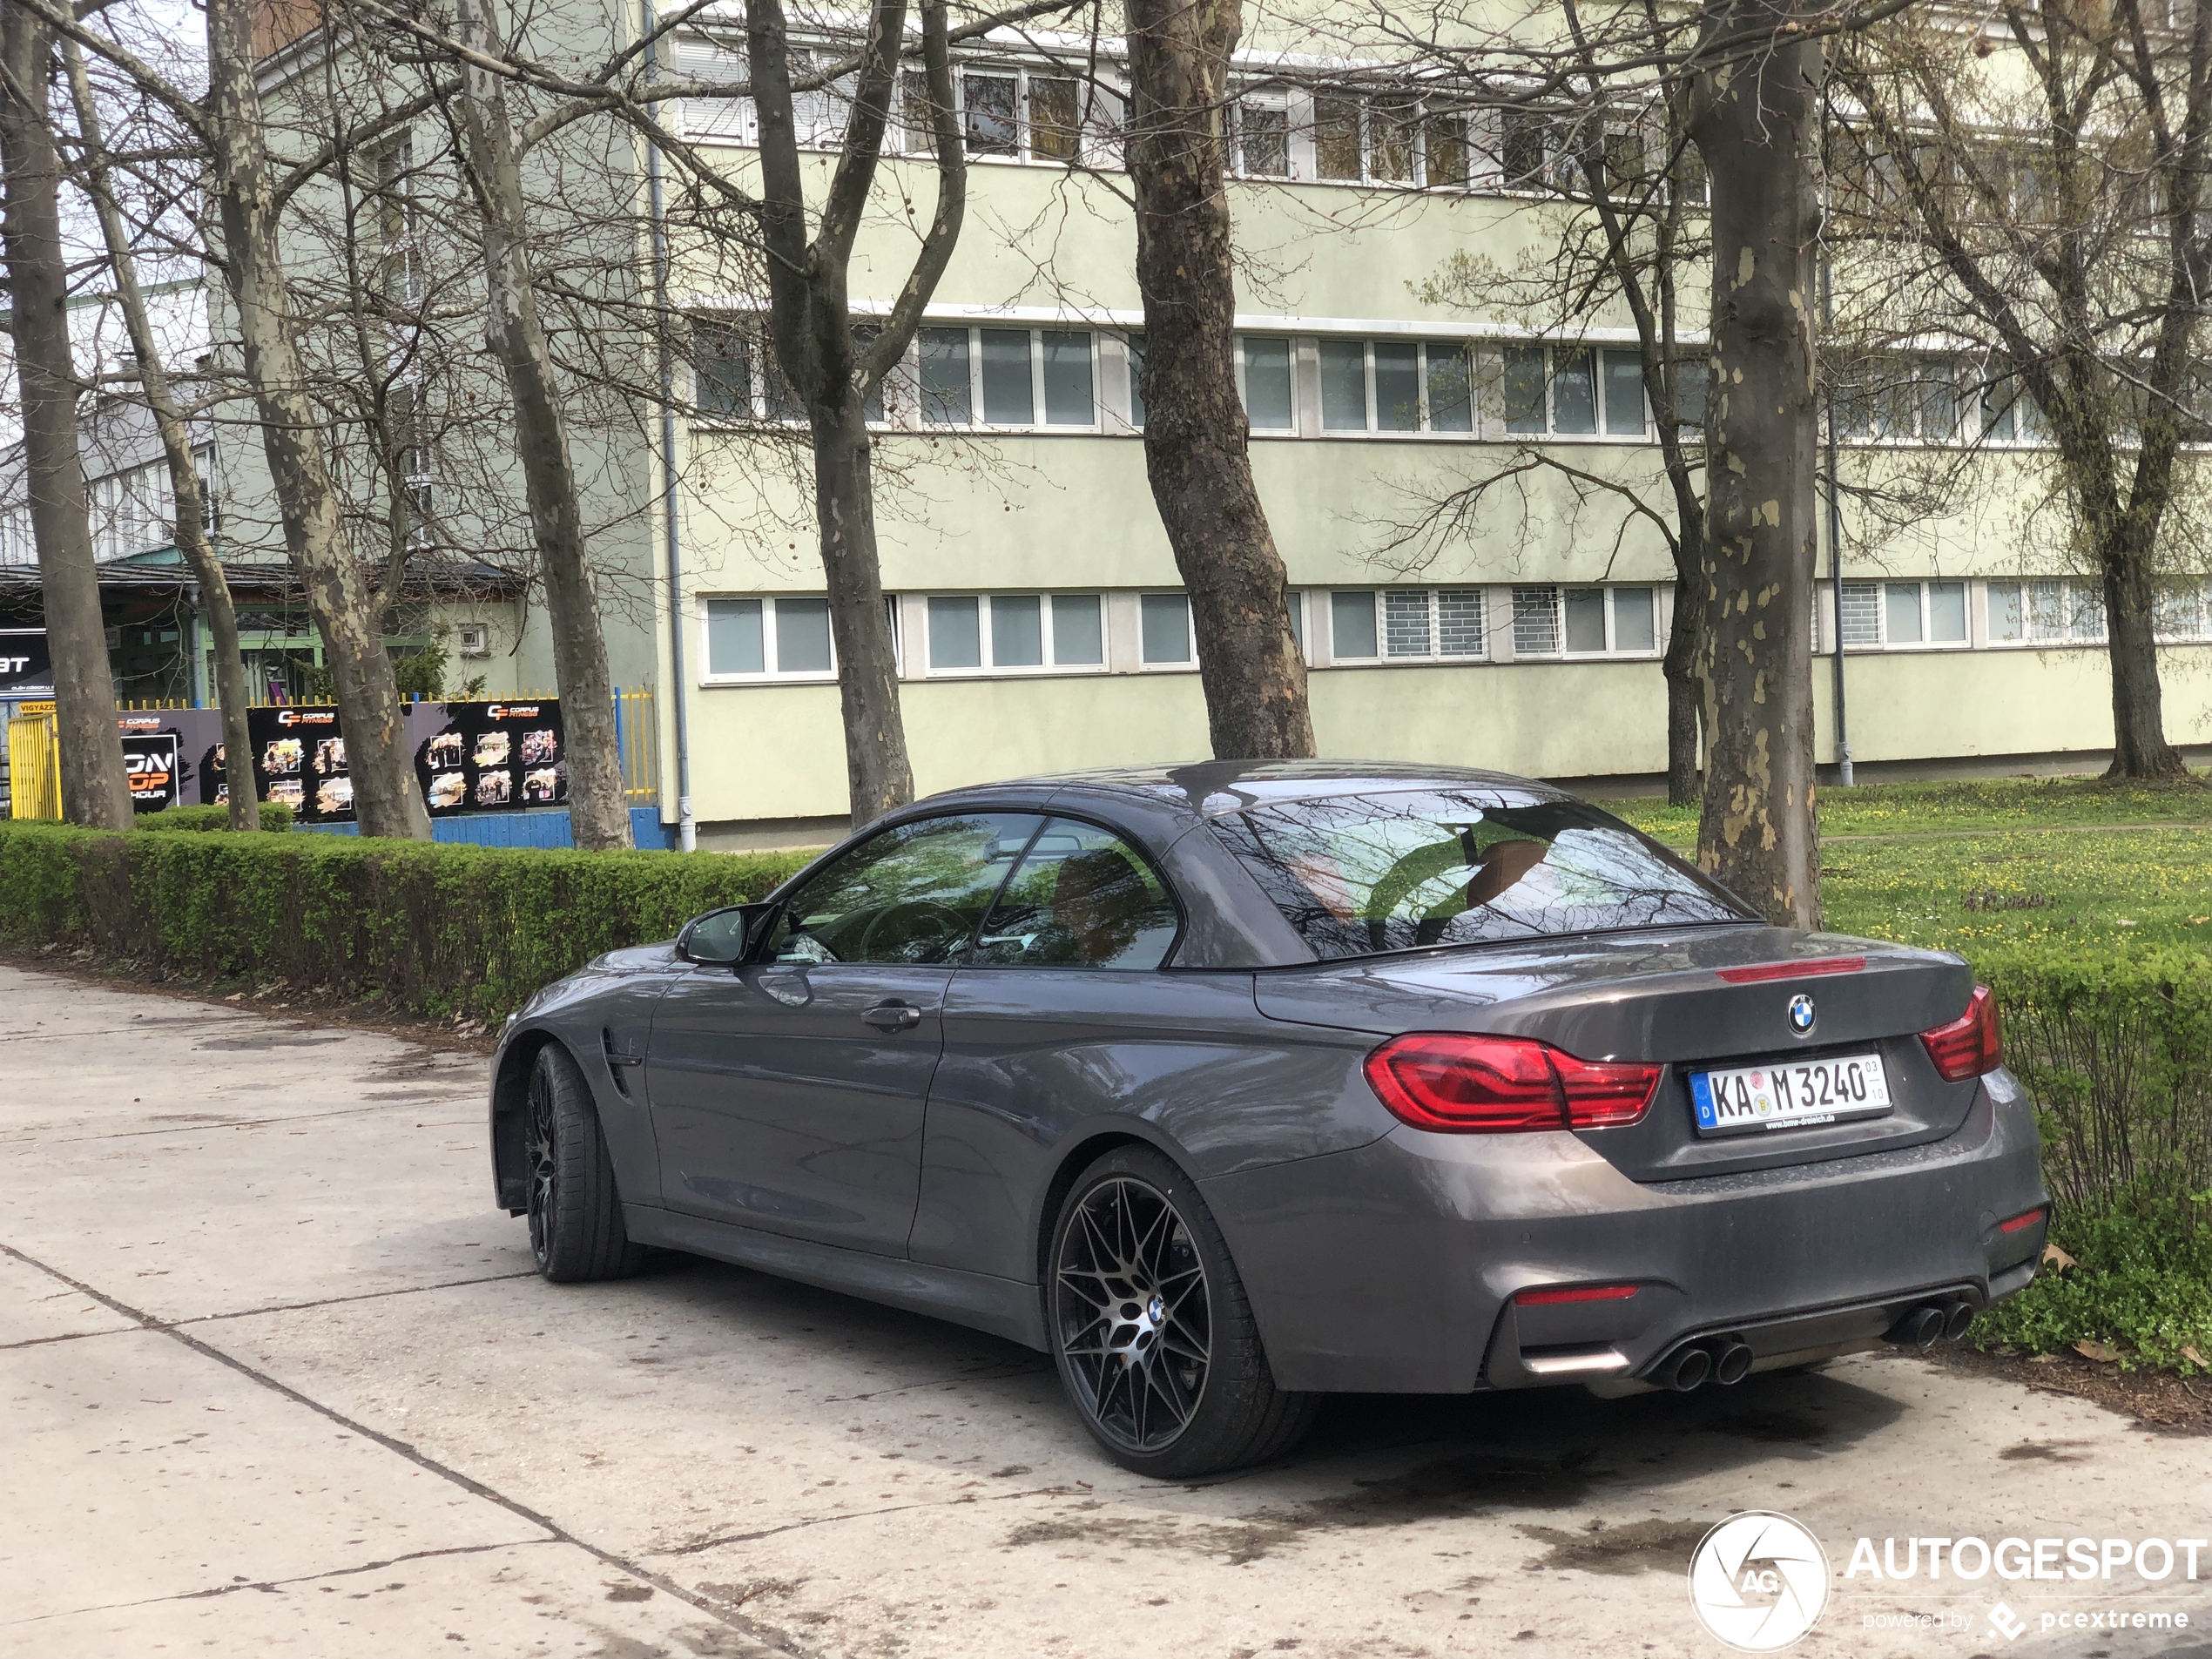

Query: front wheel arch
490;1028;562;1213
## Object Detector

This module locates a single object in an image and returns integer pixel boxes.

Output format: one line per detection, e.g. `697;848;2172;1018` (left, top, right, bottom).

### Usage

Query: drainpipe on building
1820;253;1853;788
643;0;695;852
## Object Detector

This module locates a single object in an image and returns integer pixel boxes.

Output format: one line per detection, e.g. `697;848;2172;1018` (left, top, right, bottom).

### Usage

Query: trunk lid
1253;925;1981;1181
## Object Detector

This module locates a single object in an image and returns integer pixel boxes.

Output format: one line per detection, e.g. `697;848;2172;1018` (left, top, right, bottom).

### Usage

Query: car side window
763;812;1043;967
972;818;1180;969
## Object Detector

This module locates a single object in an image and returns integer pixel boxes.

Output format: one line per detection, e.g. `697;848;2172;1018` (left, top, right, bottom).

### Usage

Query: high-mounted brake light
1363;1033;1662;1133
1715;956;1867;984
1919;984;2004;1082
1517;1284;1641;1305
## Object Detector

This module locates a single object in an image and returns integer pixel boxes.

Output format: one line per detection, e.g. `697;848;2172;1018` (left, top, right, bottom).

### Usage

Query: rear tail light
1998;1205;2047;1235
1919;984;2003;1082
1363;1033;1662;1133
1517;1284;1640;1305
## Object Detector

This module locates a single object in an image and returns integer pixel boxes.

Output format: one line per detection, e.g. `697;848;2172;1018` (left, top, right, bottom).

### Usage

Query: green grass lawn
1600;772;2212;955
1603;772;2212;848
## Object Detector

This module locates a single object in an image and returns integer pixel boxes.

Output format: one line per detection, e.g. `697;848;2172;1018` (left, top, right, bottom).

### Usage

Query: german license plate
1690;1054;1892;1136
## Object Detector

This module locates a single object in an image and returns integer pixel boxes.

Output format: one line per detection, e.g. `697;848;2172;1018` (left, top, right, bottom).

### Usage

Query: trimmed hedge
0;819;813;1021
1976;947;2212;1215
138;802;296;833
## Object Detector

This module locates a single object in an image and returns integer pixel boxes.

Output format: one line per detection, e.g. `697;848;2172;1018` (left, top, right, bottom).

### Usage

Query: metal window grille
1436;590;1485;656
1511;586;1560;655
1383;590;1433;657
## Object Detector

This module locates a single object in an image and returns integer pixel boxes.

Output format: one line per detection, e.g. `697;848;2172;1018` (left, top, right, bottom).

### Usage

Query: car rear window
1206;789;1752;960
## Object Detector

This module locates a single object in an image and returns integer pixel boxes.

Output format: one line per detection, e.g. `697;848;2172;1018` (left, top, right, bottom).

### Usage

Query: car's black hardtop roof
917;759;1571;833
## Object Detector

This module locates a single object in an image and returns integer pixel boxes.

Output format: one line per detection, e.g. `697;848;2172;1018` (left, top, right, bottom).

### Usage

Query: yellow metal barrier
6;712;62;819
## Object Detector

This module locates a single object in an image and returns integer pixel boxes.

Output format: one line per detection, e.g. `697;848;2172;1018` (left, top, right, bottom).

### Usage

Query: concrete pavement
4;962;2209;1658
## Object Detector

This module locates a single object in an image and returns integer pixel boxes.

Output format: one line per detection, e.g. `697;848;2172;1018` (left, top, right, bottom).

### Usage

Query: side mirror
677;902;775;967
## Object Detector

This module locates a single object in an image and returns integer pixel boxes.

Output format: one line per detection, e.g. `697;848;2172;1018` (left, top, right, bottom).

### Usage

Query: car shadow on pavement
622;1246;1911;1525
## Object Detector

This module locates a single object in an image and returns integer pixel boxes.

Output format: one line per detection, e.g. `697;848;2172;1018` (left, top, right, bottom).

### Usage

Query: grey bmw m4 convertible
489;762;2047;1476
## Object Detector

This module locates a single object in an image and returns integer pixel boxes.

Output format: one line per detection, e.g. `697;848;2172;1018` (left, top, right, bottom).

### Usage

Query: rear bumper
1198;1069;2047;1394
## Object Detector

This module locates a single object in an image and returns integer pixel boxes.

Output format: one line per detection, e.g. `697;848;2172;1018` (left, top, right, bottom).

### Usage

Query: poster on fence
414;698;566;818
118;715;180;813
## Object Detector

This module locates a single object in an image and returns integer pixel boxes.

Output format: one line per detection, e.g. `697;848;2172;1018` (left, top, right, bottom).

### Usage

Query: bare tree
1124;0;1312;759
1688;0;1824;925
746;0;961;826
204;0;430;838
1835;1;2212;780
449;0;631;849
0;9;132;828
60;39;260;830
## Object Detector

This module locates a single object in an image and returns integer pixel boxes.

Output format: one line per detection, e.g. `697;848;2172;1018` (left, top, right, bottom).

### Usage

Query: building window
1125;333;1146;427
0;502;32;565
1511;585;1660;657
1328;588;1486;662
1982;374;2047;443
916;326;1096;428
1139;592;1191;664
702;595;836;679
1231;97;1291;178
1316;339;1477;434
693;320;884;424
1834;359;1960;442
1237;336;1295;431
1838;579;1971;649
1988;578;2105;645
1311;92;1468;187
954;65;1096;164
923;592;1104;673
2155;581;2212;642
365;133;417;307
88;461;174;562
1502;346;1646;437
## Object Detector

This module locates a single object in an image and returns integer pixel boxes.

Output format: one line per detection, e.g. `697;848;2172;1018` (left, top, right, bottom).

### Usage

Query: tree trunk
204;0;429;839
1663;571;1703;807
813;408;912;823
1689;3;1824;927
1124;0;1312;760
0;10;133;829
452;0;631;849
2101;539;2186;779
60;38;259;829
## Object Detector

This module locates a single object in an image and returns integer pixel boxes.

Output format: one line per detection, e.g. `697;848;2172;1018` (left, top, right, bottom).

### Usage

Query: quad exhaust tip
1650;1335;1755;1393
1885;1298;1979;1350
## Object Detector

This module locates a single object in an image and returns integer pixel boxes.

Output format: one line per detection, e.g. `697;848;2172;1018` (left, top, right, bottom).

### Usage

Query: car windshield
1206;789;1752;960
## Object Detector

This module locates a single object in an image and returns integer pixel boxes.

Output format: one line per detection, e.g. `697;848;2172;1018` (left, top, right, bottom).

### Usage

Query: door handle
861;1001;923;1032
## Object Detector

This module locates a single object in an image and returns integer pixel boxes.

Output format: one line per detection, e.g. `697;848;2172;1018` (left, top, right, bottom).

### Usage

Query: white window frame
1500;344;1650;442
1321;587;1488;664
698;594;841;684
912;325;1102;432
1304;91;1474;191
691;316;898;428
1985;577;2107;648
2153;578;2212;643
1557;585;1664;657
1229;93;1294;179
948;63;1112;167
1311;339;1480;437
1136;591;1195;670
1832;357;1965;446
916;591;1109;677
1838;578;1973;651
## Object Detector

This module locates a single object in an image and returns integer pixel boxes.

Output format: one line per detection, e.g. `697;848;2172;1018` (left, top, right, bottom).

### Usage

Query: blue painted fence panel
299;807;672;850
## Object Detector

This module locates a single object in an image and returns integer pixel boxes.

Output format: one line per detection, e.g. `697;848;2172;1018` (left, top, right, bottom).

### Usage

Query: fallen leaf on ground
2074;1339;2121;1364
2043;1242;2077;1270
2185;1347;2206;1368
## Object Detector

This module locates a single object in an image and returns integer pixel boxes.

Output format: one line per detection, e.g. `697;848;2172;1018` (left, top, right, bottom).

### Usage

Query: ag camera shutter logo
1688;1511;1831;1650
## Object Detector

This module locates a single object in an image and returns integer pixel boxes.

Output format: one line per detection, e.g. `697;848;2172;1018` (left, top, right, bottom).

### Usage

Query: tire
1047;1144;1318;1479
524;1042;645;1284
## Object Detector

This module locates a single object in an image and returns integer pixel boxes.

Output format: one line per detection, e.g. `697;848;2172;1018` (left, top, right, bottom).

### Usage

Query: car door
648;810;1043;1253
913;816;1281;1278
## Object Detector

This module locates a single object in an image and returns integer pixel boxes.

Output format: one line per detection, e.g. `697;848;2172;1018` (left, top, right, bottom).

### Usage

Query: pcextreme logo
1688;1511;1832;1651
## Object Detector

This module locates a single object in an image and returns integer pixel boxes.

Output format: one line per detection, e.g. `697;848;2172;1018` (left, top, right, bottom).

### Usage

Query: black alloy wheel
523;1043;645;1283
1048;1145;1318;1478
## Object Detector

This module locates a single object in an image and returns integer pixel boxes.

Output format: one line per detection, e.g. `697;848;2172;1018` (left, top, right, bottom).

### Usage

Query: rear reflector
1920;984;2004;1082
1517;1284;1640;1305
1363;1033;1662;1133
1716;957;1867;984
1998;1205;2047;1235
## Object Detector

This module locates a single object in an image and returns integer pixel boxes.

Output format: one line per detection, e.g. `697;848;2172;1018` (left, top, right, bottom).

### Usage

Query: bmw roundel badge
1787;993;1817;1036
